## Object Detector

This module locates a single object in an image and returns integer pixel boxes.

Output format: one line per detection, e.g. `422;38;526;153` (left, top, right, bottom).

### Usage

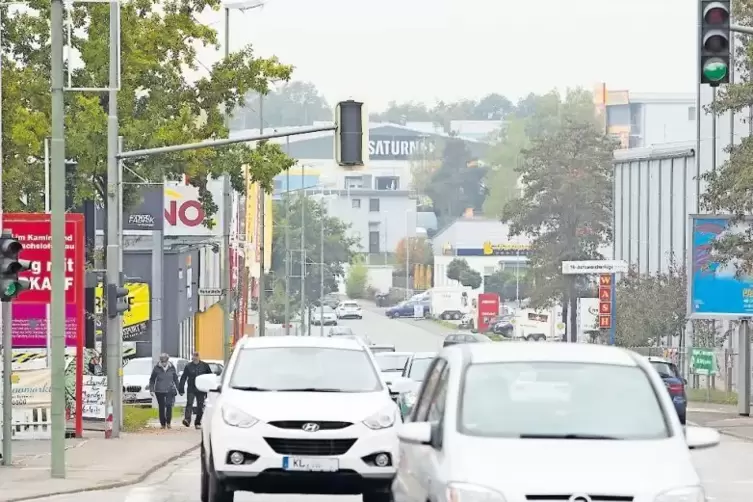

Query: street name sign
198;288;223;296
562;260;629;275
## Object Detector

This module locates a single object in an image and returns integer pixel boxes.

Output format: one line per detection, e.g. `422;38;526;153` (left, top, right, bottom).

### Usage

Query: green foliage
615;265;686;347
445;258;482;289
425;138;487;226
395;237;433;269
1;0;293;214
484;268;530;302
446;258;468;282
270;195;360;305
264;279;292;324
231;81;333;130
503;89;614;327
345;259;369;299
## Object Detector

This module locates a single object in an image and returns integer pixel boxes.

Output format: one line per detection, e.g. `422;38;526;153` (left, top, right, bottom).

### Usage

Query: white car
196;335;401;502
311;306;338;326
337;301;363;319
393;342;720;502
123;356;188;406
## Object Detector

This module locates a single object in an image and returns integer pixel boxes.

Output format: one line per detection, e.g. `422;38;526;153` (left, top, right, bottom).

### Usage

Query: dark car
443;333;492;347
648;356;687;424
385;300;431;319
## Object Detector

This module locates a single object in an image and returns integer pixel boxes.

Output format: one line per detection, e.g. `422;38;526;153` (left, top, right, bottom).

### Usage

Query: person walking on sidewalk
179;351;212;429
149;353;180;429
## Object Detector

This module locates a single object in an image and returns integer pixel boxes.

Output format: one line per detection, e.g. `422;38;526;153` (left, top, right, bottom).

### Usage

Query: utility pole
300;168;306;335
319;200;324;337
257;98;266;337
49;0;67;478
221;6;233;361
284;137;291;335
104;0;122;439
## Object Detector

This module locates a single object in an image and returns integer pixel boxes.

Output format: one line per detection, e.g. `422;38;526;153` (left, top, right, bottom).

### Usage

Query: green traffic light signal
703;59;728;82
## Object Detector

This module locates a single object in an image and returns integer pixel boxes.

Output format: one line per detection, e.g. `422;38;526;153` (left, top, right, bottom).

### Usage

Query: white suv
196;335;400;502
337;301;363;319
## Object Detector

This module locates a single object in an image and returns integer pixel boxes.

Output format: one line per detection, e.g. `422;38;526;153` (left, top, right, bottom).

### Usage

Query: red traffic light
704;3;729;24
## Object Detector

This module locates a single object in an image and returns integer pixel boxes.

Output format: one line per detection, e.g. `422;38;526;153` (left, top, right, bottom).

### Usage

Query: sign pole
610;273;616;345
739;319;751;416
1;300;12;465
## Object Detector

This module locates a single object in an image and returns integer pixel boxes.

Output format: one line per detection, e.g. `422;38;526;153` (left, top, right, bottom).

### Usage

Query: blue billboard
690;215;753;318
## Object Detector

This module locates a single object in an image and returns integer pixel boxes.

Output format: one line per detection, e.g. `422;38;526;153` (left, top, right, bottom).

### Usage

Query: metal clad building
613;144;697;275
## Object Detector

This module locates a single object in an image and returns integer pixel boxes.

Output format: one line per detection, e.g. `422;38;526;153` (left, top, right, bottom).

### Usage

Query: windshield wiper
276;387;344;392
231;386;272;391
518;433;621;440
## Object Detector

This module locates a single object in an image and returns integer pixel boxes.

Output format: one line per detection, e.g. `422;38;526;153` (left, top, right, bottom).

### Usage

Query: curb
688;419;753;442
6;442;200;501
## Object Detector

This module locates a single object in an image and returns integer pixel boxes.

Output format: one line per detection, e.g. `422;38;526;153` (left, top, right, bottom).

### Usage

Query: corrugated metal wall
613;145;698;275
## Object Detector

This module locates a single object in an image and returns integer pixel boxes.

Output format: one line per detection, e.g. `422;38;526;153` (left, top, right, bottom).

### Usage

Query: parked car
336;301;363;319
369;344;396;354
442;333;492;347
647;356;687;424
385;300;431;319
311;306;338;326
396;352;436;419
123;356;189;406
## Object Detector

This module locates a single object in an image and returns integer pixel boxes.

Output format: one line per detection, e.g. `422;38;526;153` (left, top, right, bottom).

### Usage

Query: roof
238;335;365;351
613;141;695;163
453;342;640;366
431;217;531;254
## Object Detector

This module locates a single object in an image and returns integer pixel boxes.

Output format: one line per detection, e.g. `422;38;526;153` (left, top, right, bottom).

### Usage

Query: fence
628;346;738;404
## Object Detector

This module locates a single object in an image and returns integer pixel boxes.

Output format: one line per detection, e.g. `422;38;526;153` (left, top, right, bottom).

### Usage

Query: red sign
3;213;85;305
599;274;612;286
599;287;611;302
599;315;611;328
599;302;612;315
477;293;500;333
164;200;205;227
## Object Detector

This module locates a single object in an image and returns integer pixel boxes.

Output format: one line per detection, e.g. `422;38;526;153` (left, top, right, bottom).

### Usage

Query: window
688;106;696;121
427;365;449;423
650;361;680;378
229;347;382;392
369;198;380;212
413;359;446;422
528;313;548;322
352;198;361;208
369;231;380;253
459;362;670;439
408;358;434;381
344;176;363;189
375;176;399;190
375;354;411;372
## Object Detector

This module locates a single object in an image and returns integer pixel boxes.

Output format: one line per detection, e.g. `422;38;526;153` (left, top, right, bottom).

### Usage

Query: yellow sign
482;242;531;255
7;369;51;407
246;181;273;273
94;282;151;341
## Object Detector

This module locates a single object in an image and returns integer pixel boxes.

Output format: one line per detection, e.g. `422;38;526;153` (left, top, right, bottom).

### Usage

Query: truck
429;286;474;320
506;306;565;341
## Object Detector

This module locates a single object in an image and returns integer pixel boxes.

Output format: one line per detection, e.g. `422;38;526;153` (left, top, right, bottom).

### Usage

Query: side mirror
195;373;221;393
389;376;415;395
683;378;688;385
685;426;720;450
397;421;432;445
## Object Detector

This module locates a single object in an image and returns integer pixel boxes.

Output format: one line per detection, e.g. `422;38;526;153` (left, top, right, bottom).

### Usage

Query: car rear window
342;302;359;307
650;361;679;379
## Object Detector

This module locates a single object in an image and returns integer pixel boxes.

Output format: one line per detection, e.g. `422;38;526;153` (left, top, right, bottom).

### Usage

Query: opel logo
302;422;320;432
568;495;591;502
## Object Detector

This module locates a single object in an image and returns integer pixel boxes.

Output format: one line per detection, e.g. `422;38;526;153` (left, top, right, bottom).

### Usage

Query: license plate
282;456;339;472
124;393;137;401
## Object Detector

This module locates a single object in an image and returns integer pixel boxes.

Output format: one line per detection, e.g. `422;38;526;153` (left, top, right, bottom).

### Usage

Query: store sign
123;185;163;231
368;135;434;161
163;180;222;237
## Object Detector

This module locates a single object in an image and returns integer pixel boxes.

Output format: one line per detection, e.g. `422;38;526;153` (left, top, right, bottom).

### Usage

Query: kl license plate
282;456;339;472
124;393;137;401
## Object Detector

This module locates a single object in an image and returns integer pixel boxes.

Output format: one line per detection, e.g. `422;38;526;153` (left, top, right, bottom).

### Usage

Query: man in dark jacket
149;354;180;429
179;351;212;428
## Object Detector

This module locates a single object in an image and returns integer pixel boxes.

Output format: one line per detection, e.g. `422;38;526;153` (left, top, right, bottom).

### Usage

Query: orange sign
600;302;612;315
599;288;611;302
599;274;612;286
599;315;611;329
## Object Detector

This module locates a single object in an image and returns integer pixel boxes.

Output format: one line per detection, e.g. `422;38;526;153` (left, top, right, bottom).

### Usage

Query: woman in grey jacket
149;353;181;429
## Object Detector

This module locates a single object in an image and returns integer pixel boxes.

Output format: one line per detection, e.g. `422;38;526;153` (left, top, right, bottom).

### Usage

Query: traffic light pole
2;301;11;465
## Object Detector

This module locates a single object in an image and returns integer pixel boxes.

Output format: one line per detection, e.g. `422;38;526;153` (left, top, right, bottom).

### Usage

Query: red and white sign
477;293;500;333
598;274;612;329
163;180;223;237
3;213;85;305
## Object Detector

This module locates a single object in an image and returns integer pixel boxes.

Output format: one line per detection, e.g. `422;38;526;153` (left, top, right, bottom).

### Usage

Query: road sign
198;288;223;296
598;315;611;328
562;260;628;275
691;348;716;375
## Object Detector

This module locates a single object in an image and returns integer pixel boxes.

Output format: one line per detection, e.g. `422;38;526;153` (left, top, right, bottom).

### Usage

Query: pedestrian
179;351;212;429
149;353;180;429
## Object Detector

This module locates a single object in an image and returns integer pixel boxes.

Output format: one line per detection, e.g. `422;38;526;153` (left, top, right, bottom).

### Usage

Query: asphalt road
47;306;753;501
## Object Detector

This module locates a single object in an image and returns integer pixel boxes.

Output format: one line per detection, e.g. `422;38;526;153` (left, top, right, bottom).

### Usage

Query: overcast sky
193;0;696;110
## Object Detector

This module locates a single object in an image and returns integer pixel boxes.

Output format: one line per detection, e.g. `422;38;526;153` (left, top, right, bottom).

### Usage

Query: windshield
317;306;335;314
408;357;434;381
123;359;153;376
459;362;669;440
650;361;679;379
375;354;410;372
341;302;359;308
229;347;382;392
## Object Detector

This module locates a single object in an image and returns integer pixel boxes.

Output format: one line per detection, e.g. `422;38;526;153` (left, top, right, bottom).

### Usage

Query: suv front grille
264;437;356;456
124;386;142;393
268;421;353;430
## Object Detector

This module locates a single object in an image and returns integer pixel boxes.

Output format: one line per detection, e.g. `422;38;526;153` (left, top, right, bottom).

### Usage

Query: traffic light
106;283;130;318
700;1;731;87
0;232;31;302
335;100;367;167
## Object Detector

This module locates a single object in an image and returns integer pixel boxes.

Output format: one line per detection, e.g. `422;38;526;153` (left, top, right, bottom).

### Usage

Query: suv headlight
655;486;705;502
221;404;259;428
446;483;507;502
363;406;397;430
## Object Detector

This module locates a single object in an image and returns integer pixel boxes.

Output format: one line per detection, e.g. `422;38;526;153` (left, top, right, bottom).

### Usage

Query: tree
484;268;531;302
1;0;293;215
270;195;360;305
446;258;469;282
231;81;333;129
445;258;482;288
425;138;487;226
503;89;615;341
615;265;686;347
395;237;433;269
482;117;528;218
264;279;292;324
345;259;369;299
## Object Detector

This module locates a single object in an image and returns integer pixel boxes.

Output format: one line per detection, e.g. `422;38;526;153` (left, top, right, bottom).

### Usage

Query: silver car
311;305;338;326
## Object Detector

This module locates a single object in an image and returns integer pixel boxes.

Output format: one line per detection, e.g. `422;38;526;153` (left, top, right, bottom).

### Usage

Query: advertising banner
163;179;223;236
123;184;164;231
94;282;151;342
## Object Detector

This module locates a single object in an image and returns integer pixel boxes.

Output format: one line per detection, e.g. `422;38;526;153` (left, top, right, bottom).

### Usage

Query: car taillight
667;383;684;395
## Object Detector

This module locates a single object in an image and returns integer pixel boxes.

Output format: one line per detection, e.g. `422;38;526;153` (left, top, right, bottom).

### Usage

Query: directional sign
562;260;628;275
598;314;611;328
198;288;223;296
691;348;715;375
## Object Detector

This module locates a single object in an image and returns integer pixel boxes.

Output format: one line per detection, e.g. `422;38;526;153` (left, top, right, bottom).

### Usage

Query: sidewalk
688;401;753;441
0;426;200;501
